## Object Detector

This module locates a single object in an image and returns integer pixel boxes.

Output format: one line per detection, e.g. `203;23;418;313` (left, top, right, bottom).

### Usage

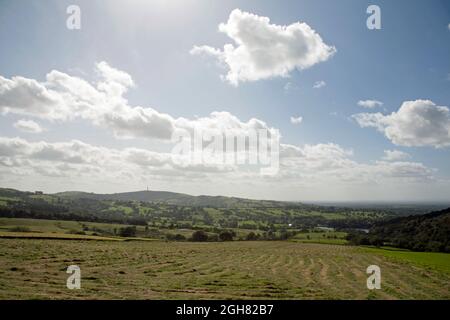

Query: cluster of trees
185;229;299;242
118;226;137;237
189;230;236;242
0;197;147;225
347;208;450;252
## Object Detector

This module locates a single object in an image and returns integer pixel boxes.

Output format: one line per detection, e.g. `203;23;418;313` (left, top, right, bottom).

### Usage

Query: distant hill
2;187;445;236
54;190;296;208
348;208;450;252
1;187;394;229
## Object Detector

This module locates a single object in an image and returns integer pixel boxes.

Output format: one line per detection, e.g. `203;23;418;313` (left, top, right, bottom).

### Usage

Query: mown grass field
291;231;348;245
363;247;450;274
0;239;449;300
0;218;147;236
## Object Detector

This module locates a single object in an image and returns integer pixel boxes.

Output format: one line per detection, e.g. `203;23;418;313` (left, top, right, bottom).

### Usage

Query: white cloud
0;136;436;189
283;82;294;92
13;119;45;133
353;100;450;148
0;74;67;120
96;61;134;88
0;62;278;141
290;116;303;124
0;137;234;179
277;143;434;184
191;9;336;86
313;80;326;89
382;150;410;161
357;99;383;108
0;63;445;200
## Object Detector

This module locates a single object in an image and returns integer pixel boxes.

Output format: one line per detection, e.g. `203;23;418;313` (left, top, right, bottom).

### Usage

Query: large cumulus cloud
191;9;336;86
353;100;450;148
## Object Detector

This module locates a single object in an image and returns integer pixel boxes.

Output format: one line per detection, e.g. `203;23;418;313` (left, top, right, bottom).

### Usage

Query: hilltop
54;190;292;208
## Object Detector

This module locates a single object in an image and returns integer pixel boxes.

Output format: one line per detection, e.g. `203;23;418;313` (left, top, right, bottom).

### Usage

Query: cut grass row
0;231;121;241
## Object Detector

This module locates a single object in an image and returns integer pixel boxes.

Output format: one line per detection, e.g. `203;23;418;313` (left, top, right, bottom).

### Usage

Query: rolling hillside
348;208;450;252
54;190;296;208
0;187;400;230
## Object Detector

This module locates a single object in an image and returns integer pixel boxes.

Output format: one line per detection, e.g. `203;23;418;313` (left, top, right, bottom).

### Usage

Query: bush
119;226;137;237
245;232;258;241
219;231;234;241
166;233;186;241
191;230;208;242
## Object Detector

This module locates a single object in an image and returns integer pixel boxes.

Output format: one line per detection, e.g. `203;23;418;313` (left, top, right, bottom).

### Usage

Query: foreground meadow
0;239;449;299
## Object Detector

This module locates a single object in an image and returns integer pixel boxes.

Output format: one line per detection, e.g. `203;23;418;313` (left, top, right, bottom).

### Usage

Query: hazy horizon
2;185;450;205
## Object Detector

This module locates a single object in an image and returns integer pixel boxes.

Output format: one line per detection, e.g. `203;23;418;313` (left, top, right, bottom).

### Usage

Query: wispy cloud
290;116;303;125
357;99;383;108
13;119;45;133
382;150;410;161
313;80;326;89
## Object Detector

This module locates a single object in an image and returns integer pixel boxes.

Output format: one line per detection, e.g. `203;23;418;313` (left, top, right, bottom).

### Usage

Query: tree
166;233;186;241
191;230;208;242
219;231;233;241
119;226;136;237
245;232;258;241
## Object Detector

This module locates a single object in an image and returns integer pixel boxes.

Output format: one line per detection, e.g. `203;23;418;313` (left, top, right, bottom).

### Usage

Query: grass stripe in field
362;246;450;274
0;231;122;241
290;239;348;245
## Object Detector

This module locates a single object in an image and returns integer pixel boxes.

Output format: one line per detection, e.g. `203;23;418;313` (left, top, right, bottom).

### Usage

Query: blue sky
0;0;449;201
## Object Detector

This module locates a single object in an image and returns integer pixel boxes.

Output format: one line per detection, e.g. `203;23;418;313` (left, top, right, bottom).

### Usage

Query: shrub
119;226;137;237
166;233;186;241
191;230;208;242
219;231;234;241
245;232;258;241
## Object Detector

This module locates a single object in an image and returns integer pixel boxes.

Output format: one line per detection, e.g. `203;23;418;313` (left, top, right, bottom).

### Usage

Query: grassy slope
363;247;450;274
291;231;348;245
0;231;120;241
0;218;147;235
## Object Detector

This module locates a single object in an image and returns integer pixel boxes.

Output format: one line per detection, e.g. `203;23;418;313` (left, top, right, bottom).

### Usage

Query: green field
291;231;348;245
0;217;275;240
363;247;450;274
0;239;449;299
0;217;147;237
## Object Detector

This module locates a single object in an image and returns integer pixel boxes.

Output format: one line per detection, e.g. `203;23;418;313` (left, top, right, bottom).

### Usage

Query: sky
0;0;449;201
